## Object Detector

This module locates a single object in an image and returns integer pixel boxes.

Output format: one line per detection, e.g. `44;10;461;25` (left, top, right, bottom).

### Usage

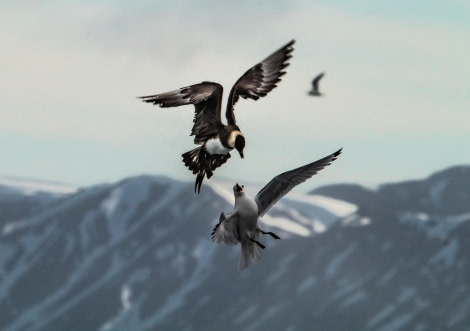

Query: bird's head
233;183;244;194
234;135;245;159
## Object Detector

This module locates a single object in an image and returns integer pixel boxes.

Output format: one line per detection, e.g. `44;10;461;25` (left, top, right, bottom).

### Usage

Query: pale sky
1;0;469;190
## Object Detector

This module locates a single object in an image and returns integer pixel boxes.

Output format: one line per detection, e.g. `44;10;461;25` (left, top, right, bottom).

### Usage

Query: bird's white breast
205;137;231;155
235;193;259;219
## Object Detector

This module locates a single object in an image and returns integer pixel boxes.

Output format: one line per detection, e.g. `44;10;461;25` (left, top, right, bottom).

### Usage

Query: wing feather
211;212;240;245
225;40;295;125
138;82;223;143
255;148;342;217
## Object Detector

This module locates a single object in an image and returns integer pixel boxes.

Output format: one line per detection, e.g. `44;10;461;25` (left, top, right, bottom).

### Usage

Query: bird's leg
260;230;280;240
194;173;204;194
249;237;265;249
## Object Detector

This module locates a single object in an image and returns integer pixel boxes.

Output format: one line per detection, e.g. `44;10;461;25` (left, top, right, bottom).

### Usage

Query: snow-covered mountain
0;167;469;331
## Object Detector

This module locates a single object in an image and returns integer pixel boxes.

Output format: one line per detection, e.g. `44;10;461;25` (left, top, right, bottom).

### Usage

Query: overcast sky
1;0;469;190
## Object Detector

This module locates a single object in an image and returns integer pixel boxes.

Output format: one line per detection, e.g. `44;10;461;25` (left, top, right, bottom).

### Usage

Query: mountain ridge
0;165;469;330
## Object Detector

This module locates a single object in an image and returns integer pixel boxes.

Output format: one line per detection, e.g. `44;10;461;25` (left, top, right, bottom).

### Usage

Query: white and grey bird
308;72;325;96
212;148;342;269
138;40;295;193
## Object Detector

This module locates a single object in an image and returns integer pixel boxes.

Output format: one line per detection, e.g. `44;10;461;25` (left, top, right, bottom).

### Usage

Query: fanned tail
182;147;231;194
239;241;262;270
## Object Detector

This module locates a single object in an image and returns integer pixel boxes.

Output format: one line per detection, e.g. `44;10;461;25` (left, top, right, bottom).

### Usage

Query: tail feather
182;147;231;194
238;241;262;270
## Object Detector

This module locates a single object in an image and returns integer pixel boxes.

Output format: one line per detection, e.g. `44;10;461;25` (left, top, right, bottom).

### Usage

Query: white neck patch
228;131;243;148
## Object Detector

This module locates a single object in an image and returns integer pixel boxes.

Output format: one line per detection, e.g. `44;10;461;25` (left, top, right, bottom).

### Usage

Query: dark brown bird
139;40;295;193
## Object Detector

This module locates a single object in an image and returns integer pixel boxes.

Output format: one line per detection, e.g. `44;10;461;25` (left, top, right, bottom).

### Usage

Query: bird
308;72;325;96
211;148;342;270
138;40;295;193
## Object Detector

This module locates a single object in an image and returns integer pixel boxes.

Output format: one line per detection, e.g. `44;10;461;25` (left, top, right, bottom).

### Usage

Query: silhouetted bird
308;72;325;96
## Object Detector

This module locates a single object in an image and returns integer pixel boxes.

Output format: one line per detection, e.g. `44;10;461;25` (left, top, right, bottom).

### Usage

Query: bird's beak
235;183;244;192
238;150;244;159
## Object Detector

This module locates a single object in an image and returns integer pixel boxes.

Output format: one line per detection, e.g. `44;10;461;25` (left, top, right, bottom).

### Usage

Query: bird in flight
212;148;342;269
308;72;325;96
138;40;295;193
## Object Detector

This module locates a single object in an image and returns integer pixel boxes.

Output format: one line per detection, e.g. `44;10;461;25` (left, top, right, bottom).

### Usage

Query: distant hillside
311;165;470;216
0;166;469;330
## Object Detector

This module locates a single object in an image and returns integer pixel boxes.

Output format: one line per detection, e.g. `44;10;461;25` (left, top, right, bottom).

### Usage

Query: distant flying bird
139;40;295;193
308;72;325;96
212;148;342;269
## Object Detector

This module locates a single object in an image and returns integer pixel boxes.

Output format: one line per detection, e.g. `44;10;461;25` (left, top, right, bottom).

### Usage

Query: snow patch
367;287;427;330
288;193;358;217
260;215;311;237
2;219;31;236
341;290;367;308
99;284;141;331
270;203;332;234
234;305;258;325
264;253;297;285
101;187;123;219
367;304;395;329
400;212;470;240
378;267;398;285
0;175;77;195
246;304;284;331
140;239;215;329
341;213;372;227
447;294;470;328
376;313;413;331
324;242;357;279
296;275;318;294
429;239;459;269
121;285;132;311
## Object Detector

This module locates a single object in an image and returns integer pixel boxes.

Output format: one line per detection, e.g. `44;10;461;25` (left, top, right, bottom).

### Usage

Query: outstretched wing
138;82;223;143
225;39;295;125
255;148;342;217
312;72;325;91
211;212;240;245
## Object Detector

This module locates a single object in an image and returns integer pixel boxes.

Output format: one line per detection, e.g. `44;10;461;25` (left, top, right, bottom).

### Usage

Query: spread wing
138;82;223;144
225;39;295;125
211;212;240;245
255;148;342;217
312;72;325;91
